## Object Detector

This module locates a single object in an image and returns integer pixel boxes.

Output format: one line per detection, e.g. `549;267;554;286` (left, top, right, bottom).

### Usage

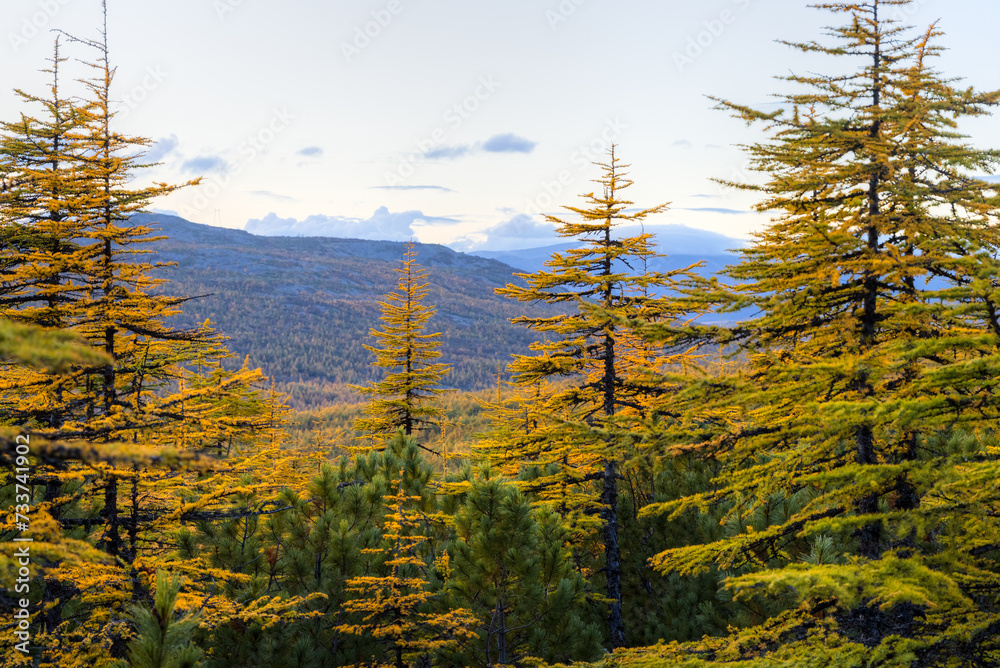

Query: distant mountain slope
471;224;745;277
474;245;735;278
131;215;752;408
132;214;554;408
471;228;759;326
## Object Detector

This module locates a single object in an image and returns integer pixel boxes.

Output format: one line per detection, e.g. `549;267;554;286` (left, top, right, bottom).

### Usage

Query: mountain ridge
132;214;746;408
133;214;553;408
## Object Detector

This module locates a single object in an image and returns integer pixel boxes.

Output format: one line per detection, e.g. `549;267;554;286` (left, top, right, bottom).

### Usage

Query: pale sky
4;0;1000;250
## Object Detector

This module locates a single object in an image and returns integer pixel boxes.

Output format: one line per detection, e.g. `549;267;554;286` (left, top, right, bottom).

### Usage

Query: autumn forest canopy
3;1;1000;666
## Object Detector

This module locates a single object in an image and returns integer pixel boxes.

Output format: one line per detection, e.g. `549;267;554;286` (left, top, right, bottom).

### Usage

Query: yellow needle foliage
636;1;1000;664
491;146;715;648
337;479;477;667
0;13;313;665
353;243;452;452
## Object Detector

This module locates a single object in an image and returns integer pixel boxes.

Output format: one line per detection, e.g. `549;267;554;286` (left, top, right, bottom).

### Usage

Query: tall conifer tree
0;10;296;664
495;146;709;648
640;1;1000;662
354;243;451;450
0;39;92;430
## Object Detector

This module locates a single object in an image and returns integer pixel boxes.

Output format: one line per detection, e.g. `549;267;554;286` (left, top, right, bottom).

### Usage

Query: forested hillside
137;214;743;409
134;213;557;407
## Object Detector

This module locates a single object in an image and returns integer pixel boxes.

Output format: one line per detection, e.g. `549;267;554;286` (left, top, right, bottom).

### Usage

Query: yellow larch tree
637;2;1000;664
336;478;476;667
493;146;713;648
0;10;313;666
353;243;451;451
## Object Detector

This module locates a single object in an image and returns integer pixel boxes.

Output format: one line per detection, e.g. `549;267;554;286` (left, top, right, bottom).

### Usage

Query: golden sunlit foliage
634;1;1000;664
489;146;715;648
4;1;1000;667
353;243;452;451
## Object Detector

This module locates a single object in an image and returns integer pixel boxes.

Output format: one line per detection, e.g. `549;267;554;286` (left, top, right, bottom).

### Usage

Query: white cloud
461;213;558;251
244;206;459;241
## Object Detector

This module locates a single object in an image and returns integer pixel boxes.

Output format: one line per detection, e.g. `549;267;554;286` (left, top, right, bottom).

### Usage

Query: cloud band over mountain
244;207;459;241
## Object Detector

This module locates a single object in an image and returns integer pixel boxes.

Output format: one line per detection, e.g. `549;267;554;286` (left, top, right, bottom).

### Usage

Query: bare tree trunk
102;475;121;559
603;458;625;648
